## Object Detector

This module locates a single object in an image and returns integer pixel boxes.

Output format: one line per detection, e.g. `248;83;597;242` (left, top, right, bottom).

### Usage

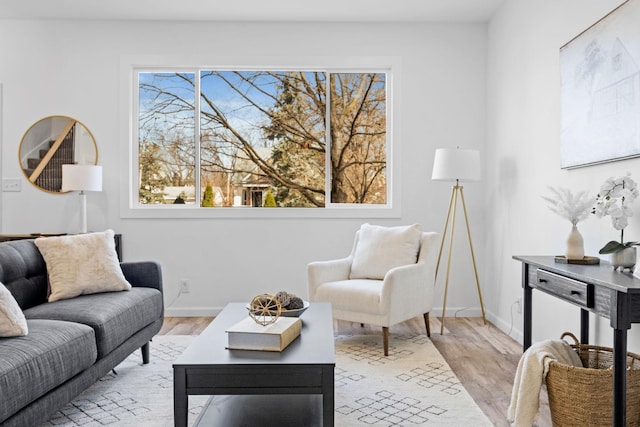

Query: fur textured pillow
34;229;131;302
350;223;422;280
0;281;28;337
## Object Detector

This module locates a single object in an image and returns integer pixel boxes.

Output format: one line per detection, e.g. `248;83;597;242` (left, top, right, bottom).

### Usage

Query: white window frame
119;55;402;219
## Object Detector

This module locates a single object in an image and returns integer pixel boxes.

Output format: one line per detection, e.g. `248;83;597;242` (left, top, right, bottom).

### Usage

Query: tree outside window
137;69;387;207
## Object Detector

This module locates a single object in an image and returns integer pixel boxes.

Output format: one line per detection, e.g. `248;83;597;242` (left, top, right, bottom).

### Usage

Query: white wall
487;0;640;349
0;20;488;317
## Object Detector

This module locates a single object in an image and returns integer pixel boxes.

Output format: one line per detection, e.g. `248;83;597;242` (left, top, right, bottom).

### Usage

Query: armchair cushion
350;223;422;280
314;279;384;315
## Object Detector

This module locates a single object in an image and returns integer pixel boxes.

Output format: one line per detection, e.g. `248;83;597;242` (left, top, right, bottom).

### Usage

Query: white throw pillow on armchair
349;223;423;280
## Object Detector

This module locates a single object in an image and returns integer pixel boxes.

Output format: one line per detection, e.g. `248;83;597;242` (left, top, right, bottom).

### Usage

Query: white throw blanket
507;338;583;426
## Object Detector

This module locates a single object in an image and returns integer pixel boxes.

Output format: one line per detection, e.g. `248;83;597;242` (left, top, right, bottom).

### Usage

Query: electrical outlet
515;297;522;314
180;280;190;294
2;178;21;192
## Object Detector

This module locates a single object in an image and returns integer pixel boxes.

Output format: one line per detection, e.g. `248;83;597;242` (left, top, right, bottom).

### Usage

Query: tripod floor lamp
431;148;486;334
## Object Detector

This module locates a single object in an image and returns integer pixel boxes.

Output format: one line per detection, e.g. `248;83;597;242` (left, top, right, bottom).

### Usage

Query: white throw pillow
350;223;422;280
0;281;28;337
34;229;131;302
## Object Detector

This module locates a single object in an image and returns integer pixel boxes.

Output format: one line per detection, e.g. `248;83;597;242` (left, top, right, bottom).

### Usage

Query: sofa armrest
121;261;163;293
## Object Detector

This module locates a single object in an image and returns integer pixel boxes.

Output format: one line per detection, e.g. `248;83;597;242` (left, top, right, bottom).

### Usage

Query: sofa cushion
0;319;96;424
350;223;422;280
24;287;163;358
0;282;28;337
34;230;131;302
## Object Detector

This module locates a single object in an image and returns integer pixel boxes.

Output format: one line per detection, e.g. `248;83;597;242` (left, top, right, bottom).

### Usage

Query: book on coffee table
226;316;302;352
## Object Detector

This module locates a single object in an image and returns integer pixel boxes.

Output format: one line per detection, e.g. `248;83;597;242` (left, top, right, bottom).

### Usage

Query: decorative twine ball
248;294;282;326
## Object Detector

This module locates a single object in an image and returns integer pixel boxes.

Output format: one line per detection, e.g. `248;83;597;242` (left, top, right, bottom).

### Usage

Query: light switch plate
2;178;22;192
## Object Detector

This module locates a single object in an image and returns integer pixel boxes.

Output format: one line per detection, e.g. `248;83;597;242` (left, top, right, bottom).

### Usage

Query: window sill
119;205;400;219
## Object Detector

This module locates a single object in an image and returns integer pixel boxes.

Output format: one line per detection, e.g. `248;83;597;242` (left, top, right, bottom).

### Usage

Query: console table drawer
534;269;593;308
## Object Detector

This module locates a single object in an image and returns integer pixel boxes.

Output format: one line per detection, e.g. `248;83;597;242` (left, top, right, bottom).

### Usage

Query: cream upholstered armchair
307;224;440;356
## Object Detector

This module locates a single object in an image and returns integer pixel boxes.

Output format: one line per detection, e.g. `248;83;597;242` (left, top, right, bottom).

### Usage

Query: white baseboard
164;306;222;317
433;306;484;318
429;307;524;344
165;305;501;322
163;305;525;346
165;306;486;319
486;309;523;344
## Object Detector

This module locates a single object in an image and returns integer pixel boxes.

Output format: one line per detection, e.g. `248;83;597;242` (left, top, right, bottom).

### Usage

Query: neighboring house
231;147;274;207
164;185;227;206
163;186;196;204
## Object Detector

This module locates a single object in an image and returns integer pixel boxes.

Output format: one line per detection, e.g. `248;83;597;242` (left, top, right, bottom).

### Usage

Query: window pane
329;73;387;204
135;69;389;210
138;72;196;204
199;71;326;207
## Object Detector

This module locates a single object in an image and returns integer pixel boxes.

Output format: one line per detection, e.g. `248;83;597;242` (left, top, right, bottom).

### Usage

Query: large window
136;69;388;209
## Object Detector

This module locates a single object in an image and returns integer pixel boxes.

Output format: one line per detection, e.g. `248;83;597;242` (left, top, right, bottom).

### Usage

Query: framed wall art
560;0;640;169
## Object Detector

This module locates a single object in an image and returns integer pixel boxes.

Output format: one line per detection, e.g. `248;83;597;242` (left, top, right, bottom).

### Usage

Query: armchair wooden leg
423;313;431;337
382;327;389;356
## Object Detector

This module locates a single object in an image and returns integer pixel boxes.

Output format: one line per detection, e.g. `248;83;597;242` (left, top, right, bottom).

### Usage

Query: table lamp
432;148;486;334
62;164;103;233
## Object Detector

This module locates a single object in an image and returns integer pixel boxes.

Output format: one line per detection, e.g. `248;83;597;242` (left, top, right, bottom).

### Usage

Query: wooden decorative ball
248;294;282;326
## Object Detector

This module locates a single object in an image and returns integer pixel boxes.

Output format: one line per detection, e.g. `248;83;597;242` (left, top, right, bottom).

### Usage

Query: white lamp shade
62;165;103;192
431;148;481;182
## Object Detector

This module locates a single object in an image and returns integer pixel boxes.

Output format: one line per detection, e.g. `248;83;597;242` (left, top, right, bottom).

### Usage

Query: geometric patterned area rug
334;334;492;426
42;334;492;426
41;335;205;427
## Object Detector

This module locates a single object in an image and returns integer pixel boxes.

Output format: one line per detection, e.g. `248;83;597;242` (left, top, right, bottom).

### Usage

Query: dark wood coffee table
173;302;335;426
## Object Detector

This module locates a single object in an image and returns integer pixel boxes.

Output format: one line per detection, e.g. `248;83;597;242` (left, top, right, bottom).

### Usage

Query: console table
514;255;640;427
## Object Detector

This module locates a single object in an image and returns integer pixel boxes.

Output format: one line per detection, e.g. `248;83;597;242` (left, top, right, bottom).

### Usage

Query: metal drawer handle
539;279;548;283
570;290;582;296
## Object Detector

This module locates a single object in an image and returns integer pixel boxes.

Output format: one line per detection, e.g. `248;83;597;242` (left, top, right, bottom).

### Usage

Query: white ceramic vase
566;225;585;260
611;246;637;271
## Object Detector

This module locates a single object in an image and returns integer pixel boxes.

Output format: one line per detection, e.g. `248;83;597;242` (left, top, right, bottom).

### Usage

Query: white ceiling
0;0;505;23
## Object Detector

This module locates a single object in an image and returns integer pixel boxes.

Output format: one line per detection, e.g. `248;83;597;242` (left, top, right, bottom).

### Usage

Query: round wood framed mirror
19;116;98;193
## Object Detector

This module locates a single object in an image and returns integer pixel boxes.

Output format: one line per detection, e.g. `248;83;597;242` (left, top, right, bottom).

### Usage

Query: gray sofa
0;238;164;427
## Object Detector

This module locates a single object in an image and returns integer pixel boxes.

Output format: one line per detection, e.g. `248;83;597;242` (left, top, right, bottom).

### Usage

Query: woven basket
546;332;640;426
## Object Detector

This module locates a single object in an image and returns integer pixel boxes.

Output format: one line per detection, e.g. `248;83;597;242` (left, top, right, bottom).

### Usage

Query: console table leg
613;328;627;427
523;274;532;351
580;309;589;345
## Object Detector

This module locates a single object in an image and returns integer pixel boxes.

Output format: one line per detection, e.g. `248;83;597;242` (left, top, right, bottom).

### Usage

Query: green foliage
201;185;214;207
263;191;277;207
599;240;639;254
139;142;169;204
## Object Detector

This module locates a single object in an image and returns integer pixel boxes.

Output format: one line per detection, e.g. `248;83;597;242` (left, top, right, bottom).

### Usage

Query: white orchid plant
592;173;639;254
542;186;593;226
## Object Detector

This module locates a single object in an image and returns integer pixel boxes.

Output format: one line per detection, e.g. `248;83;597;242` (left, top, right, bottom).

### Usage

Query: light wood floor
160;315;551;426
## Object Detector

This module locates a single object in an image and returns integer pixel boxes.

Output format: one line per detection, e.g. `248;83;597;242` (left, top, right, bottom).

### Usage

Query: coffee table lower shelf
193;394;322;426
